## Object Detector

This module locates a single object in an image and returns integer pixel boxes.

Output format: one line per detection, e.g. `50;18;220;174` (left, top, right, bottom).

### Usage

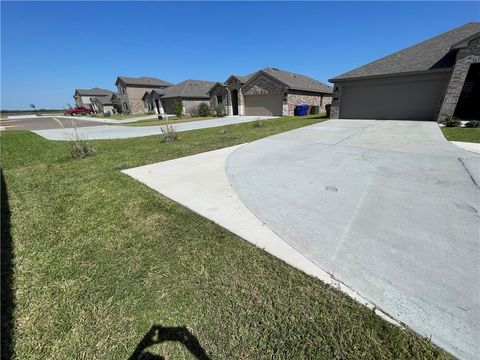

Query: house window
217;95;223;105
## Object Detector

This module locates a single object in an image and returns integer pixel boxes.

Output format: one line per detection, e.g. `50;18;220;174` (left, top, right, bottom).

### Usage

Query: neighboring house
90;93;121;114
329;22;480;122
142;89;167;114
73;87;113;109
160;79;216;115
209;67;333;116
115;76;173;114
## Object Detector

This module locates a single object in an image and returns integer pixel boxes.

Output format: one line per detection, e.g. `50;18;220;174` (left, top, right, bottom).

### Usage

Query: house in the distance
329;22;480;121
115;76;173;114
142;79;216;115
73;87;113;109
90;93;121;114
209;67;333;116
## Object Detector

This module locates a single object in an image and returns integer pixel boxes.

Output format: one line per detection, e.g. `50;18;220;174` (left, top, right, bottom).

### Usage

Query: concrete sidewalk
32;116;278;140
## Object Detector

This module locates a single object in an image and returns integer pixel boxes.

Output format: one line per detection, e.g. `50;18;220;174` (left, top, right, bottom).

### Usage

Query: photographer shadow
129;325;211;360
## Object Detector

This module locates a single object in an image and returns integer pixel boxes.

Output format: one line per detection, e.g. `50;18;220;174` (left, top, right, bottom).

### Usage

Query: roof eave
329;67;453;83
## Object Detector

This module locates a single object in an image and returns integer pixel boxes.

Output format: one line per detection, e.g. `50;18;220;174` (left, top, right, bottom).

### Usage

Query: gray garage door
339;72;451;120
245;94;283;116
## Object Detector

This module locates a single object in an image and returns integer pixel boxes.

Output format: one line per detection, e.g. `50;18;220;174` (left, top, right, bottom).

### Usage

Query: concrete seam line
458;157;480;190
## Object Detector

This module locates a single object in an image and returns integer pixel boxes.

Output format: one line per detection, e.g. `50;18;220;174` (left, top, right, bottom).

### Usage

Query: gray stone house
209;67;333;116
329;22;480;121
73;87;113;109
144;79;216;115
115;76;173;114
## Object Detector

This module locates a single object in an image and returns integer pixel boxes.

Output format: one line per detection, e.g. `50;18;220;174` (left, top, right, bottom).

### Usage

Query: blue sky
1;1;478;109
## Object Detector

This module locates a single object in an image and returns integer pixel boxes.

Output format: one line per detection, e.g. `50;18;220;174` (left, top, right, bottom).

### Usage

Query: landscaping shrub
464;120;480;128
215;104;226;117
197;102;211;117
444;117;461;127
173;100;183;118
252;118;265;128
160;124;178;142
70;125;96;158
103;112;111;117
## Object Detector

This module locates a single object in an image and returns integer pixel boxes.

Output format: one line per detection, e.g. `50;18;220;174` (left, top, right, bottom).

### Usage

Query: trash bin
310;105;319;115
325;104;331;118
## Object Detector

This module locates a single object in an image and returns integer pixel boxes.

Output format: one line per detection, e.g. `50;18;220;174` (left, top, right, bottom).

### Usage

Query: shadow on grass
129;325;211;360
1;169;15;360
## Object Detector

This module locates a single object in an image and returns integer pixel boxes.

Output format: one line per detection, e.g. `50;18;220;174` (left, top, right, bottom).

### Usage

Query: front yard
1;117;451;359
442;127;480;143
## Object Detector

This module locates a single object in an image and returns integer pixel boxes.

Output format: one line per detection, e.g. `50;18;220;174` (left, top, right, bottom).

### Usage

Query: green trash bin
310;105;319;115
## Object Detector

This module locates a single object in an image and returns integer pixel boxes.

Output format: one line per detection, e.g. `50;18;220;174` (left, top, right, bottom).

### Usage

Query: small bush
188;105;198;117
103;112;111;117
161;124;178;142
464;120;480;128
173;100;183;118
444;117;461;127
198;102;211;117
252;119;264;128
70;126;96;158
215;104;226;117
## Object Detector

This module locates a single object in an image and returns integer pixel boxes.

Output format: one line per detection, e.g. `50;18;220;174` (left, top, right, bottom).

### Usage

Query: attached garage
338;71;451;120
245;94;283;116
329;22;480;122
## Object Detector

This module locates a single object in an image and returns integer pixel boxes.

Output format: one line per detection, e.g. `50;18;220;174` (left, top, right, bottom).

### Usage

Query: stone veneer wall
437;36;480;122
287;92;332;116
129;99;147;115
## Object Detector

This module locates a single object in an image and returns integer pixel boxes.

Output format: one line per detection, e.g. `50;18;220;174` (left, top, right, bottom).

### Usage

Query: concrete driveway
0;116;106;131
31;116;277;140
226;120;480;359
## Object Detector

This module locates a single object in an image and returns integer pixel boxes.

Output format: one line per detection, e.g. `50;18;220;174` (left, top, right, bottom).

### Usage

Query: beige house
115;76;173;114
329;22;480;121
209;67;333;116
73;87;113;109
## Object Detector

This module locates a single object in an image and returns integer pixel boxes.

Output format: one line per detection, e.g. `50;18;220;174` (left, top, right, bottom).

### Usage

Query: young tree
173;100;183;118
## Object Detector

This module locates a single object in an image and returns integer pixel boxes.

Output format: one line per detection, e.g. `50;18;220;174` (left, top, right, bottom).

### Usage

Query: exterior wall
183;99;210;115
438;36;480;122
332;71;451;120
116;79;170;114
287;91;332;116
209;84;228;112
81;96;93;108
226;77;245;115
74;95;83;107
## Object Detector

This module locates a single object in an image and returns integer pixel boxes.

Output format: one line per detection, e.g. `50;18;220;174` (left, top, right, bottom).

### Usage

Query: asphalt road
0;117;105;131
226;119;480;360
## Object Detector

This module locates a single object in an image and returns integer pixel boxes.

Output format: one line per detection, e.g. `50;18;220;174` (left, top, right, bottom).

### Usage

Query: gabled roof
161;79;216;99
75;87;113;96
91;96;114;105
226;72;256;84
115;76;173;87
259;67;333;93
330;22;480;81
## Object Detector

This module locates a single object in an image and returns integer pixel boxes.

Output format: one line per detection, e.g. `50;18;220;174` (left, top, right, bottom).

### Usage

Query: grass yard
119;115;214;127
1;116;451;359
442;127;480;143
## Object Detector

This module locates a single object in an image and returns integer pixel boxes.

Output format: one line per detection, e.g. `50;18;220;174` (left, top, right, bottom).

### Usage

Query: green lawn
442;127;480;143
119;115;214;127
1;116;451;359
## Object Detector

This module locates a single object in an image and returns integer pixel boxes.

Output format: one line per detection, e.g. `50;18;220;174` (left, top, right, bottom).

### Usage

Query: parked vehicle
64;107;94;116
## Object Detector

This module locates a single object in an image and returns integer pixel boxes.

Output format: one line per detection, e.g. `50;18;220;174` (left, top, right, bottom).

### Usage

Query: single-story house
143;79;216;115
73;87;113;109
90;93;121;114
209;67;333;116
115;76;173;114
329;22;480;122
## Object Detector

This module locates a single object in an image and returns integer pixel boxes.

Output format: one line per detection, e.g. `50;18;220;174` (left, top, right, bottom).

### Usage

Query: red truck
64;107;94;116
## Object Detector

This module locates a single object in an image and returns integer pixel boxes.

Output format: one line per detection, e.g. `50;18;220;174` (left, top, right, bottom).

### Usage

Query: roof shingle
116;76;173;87
161;79;216;99
330;22;480;81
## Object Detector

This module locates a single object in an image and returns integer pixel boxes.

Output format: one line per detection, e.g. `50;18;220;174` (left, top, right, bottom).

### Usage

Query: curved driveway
226;120;479;360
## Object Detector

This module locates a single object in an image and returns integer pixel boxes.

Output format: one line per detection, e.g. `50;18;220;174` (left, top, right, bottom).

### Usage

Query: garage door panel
339;75;450;120
245;94;283;116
